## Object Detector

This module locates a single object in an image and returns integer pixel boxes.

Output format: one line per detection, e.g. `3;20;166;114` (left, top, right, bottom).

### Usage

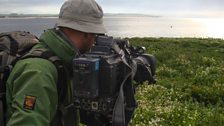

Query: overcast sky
0;0;223;17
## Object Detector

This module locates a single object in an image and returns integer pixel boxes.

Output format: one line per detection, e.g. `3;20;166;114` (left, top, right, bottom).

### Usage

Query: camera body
73;36;127;115
73;35;156;125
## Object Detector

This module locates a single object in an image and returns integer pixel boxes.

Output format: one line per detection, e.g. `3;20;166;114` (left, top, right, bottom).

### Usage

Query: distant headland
0;13;161;18
0;13;58;18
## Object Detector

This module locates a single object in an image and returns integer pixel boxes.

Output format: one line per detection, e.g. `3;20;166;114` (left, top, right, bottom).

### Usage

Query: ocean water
0;16;223;38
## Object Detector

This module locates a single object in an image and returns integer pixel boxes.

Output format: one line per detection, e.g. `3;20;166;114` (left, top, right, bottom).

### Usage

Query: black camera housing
73;35;156;125
73;36;128;115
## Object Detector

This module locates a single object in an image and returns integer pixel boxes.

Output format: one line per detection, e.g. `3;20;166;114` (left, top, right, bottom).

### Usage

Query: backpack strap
0;64;14;126
23;49;78;126
0;82;5;126
0;99;4;126
0;33;18;56
22;49;68;102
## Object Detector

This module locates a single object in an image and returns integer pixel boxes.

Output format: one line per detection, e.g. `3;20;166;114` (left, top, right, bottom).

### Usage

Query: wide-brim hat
56;0;106;34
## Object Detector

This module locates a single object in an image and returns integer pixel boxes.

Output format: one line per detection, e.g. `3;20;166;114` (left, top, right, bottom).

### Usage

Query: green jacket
6;29;79;126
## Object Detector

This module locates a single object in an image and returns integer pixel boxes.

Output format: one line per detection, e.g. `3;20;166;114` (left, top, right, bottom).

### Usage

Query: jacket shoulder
6;58;59;125
9;58;58;83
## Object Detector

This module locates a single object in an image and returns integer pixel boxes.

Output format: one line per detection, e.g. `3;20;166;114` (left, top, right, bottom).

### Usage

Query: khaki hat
56;0;106;34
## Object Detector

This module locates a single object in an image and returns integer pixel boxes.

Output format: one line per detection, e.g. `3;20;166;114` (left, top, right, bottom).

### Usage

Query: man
5;0;106;125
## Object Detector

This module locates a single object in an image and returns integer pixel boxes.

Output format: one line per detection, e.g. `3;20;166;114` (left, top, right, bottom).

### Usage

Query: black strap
54;62;79;126
0;65;14;126
0;100;5;126
0;76;6;126
49;58;70;126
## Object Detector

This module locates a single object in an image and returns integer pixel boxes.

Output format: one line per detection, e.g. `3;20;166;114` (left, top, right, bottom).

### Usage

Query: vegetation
129;38;224;126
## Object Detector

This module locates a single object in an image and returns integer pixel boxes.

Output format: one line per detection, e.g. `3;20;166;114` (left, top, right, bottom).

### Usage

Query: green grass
129;38;224;126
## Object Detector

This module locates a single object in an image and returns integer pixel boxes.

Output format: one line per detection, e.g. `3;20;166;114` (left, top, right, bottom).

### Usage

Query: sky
0;0;223;17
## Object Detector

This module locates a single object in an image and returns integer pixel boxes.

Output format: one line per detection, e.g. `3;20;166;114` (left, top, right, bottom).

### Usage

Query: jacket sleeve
6;58;58;126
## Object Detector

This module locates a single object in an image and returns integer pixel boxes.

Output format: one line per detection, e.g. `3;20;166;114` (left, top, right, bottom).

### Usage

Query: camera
73;35;156;126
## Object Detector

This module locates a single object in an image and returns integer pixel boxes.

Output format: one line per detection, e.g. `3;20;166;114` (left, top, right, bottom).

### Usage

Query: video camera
73;35;156;126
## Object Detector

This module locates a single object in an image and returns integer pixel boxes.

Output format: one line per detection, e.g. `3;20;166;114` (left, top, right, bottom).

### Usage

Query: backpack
0;31;39;125
0;31;67;126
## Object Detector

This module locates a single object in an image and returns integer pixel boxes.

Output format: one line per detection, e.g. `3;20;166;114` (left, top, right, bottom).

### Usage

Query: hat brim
56;19;107;34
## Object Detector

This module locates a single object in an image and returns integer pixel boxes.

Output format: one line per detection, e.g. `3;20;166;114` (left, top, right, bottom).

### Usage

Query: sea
0;16;224;39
